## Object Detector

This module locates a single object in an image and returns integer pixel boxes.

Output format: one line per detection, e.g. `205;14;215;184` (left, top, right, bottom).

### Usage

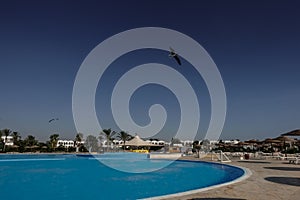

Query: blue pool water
0;153;244;200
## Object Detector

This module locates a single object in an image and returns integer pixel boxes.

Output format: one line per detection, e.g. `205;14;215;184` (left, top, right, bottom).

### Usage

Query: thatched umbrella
274;136;294;142
124;135;162;152
263;138;282;154
274;136;294;146
7;145;19;152
244;139;256;143
235;142;250;152
25;145;39;151
274;136;296;154
281;129;300;137
237;142;249;146
244;139;261;151
245;139;261;145
281;130;300;152
263;138;281;144
125;135;157;147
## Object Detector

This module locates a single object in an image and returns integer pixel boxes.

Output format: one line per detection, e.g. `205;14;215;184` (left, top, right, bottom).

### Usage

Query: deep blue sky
0;0;300;141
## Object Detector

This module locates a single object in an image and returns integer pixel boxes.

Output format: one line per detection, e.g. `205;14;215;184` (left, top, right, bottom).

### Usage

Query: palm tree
49;134;59;149
12;131;21;145
22;135;38;152
117;131;131;150
2;129;12;152
75;133;83;144
100;129;116;152
24;135;38;147
74;133;83;152
75;133;83;141
0;130;4;152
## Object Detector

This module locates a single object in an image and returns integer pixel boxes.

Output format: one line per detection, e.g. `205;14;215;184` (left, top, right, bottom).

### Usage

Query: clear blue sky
0;0;299;142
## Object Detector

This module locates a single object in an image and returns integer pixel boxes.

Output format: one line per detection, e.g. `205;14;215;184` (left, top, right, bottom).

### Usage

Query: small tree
24;135;38;147
0;130;4;152
2;129;12;152
74;133;83;152
116;131;132;150
192;140;200;152
49;134;59;150
12;132;21;145
171;138;181;146
100;129;116;151
74;133;83;145
201;139;211;152
85;135;98;153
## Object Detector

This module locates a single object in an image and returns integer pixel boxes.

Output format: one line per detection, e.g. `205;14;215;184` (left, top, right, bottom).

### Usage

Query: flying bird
49;118;59;123
169;47;181;65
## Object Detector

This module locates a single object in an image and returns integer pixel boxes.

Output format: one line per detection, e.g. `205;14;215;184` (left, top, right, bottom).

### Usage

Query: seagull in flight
169;47;181;65
49;118;59;123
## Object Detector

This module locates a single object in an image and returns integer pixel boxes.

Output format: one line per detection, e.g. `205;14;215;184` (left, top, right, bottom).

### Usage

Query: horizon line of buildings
1;135;242;148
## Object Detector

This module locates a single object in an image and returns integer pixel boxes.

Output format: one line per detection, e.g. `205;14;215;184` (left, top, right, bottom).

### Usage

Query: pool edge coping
141;161;252;200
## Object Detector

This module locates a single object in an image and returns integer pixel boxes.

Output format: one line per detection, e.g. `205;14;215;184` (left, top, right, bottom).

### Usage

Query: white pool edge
141;162;252;200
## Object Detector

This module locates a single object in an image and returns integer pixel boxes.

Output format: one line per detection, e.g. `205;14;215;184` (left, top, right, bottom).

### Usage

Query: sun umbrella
25;145;40;150
273;136;295;142
237;142;249;146
281;129;300;136
263;138;281;143
274;136;296;154
125;135;158;147
244;139;261;144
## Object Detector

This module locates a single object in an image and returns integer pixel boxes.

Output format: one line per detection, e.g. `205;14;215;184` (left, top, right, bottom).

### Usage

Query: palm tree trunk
3;135;7;152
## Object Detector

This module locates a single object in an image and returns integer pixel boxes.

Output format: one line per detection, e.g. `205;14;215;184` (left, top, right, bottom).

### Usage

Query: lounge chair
288;157;300;164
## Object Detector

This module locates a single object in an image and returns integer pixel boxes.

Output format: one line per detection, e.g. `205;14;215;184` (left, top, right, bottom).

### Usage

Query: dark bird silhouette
49;118;59;123
169;47;181;65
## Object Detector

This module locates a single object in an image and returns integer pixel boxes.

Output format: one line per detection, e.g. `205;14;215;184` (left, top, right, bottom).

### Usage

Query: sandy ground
162;157;300;200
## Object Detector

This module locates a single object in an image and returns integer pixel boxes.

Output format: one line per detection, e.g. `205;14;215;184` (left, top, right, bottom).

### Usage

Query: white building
1;136;14;146
112;139;124;145
57;140;75;148
146;140;165;146
100;140;116;149
223;139;239;145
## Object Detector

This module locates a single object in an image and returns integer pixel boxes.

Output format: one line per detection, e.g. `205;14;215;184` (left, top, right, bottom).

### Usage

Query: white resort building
145;140;166;146
57;140;84;148
57;140;74;148
1;136;14;146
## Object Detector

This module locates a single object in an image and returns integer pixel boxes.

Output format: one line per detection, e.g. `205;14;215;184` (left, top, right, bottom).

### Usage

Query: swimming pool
0;153;246;200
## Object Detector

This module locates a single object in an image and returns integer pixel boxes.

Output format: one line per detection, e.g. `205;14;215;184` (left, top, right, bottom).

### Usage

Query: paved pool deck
163;157;300;200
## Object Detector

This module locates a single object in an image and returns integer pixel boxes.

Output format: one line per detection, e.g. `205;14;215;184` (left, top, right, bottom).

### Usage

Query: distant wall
149;153;182;159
